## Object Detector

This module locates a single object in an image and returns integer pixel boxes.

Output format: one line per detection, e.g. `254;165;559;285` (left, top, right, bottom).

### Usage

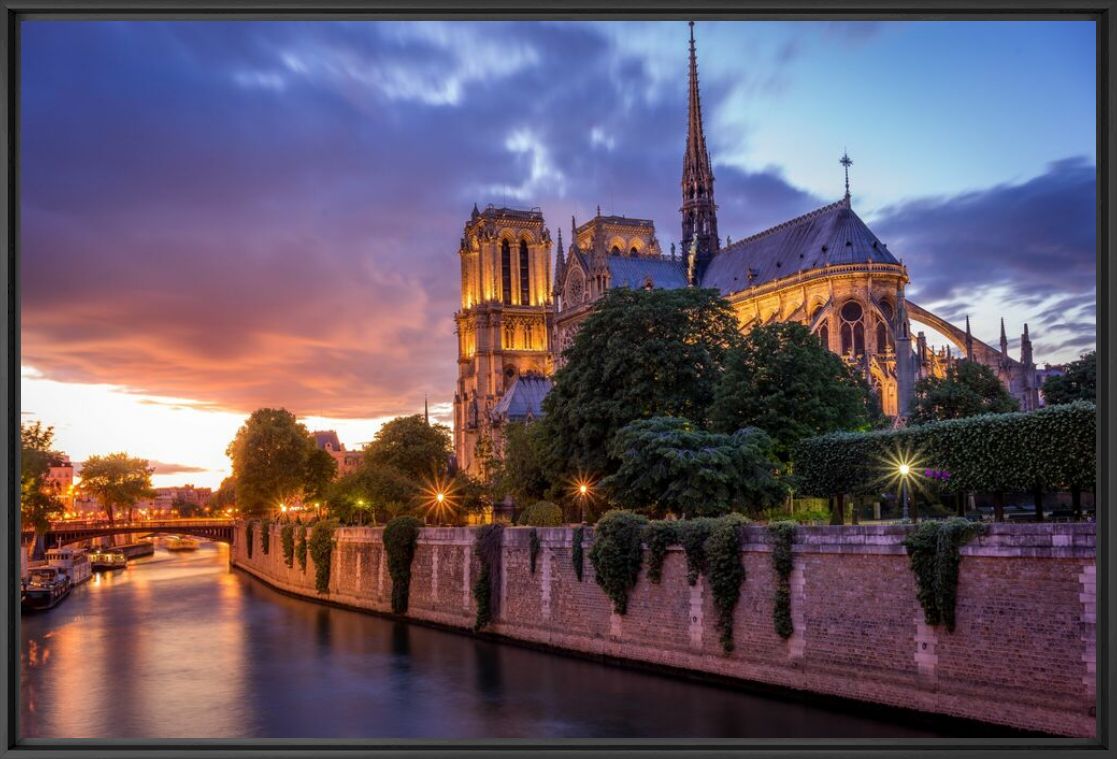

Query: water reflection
22;544;1011;739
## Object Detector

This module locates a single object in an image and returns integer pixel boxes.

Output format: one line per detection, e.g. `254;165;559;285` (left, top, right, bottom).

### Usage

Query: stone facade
233;521;1096;737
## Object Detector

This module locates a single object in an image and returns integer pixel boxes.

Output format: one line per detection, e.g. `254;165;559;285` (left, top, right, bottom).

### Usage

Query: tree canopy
364;414;452;481
1042;351;1096;405
710;322;878;460
496;421;551;506
602;416;786;518
20;422;65;533
909;360;1018;425
226;408;319;517
79;452;155;523
540;288;742;479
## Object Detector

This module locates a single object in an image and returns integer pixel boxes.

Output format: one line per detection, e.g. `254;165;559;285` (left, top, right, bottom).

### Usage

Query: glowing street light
897;461;913;522
572;478;595;524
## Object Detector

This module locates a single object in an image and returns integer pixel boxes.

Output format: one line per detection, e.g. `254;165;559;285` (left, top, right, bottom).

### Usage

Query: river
20;541;1012;739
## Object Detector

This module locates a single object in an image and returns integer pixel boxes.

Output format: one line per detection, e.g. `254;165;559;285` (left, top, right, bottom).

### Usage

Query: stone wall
231;522;1096;737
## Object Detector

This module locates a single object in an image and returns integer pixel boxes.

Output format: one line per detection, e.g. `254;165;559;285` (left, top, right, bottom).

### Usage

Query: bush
706;513;749;653
572;526;585;581
903;518;986;631
295;525;308;572
768;521;797;639
472;524;504;631
517;501;564;526
590;510;649;614
281;523;296;567
307;520;337;594
245;521;256;559
529;529;541;574
384;515;423;614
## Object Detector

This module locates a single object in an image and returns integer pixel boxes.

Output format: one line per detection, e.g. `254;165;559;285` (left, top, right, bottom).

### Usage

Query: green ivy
768;521;797;639
307;520;337;594
903;518;986;631
572;526;585;581
529;528;541;575
245;521;256;559
590;510;649;615
260;522;271;555
281;523;296;568
384;515;422;614
677;518;717;586
643;521;679;584
295;525;308;572
706;514;749;653
472;524;504;631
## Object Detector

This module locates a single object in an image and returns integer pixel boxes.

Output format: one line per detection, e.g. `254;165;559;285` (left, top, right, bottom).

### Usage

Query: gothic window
819;323;829;350
877;322;890;353
501;239;512;305
841;323;853;355
840;301;863;321
854;323;865;356
611;245;621;255
564;269;585;306
630;246;639;256
839;301;864;356
504;322;515;349
519;239;530;305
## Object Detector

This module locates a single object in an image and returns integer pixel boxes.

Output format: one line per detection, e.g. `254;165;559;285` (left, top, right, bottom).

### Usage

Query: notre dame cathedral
453;23;1040;476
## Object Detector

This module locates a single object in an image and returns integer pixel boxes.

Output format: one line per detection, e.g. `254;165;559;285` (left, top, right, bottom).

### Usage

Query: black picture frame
1;1;1112;757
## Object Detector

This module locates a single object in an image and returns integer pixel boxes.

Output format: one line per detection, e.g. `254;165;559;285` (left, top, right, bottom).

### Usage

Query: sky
20;20;1097;488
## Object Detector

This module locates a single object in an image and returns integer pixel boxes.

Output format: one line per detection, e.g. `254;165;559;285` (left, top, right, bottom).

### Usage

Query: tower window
519;239;530;305
501;239;512;305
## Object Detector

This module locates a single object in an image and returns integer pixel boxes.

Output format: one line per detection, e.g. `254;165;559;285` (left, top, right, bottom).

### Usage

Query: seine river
20;542;1009;740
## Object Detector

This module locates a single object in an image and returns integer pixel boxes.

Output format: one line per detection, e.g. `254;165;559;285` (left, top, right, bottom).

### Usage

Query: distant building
1036;362;1066;406
45;455;74;512
311;430;363;477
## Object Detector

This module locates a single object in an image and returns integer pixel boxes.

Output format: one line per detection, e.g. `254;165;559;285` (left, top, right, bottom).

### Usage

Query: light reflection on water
21;544;1003;739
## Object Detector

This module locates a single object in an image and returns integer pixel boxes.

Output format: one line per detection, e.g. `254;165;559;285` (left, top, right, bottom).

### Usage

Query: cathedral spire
999;317;1009;355
840;150;853;201
680;21;719;264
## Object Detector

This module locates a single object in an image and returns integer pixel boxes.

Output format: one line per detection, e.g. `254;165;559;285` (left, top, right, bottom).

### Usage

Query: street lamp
898;462;912;522
573;479;593;523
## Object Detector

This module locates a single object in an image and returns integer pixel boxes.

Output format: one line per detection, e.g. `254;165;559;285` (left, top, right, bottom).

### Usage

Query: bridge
23;518;236;548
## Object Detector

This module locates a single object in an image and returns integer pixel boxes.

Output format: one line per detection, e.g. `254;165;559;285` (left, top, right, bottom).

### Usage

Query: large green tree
602;416;786;518
364;414;452;482
79;452;155;523
710;322;877;460
541;288;742;479
496;421;551;505
326;462;417;524
1042;351;1096;405
909;360;1018;425
20;422;65;535
226;408;317;517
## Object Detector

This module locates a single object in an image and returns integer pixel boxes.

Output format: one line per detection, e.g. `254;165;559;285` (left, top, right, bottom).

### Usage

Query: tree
496;422;550;506
226;408;315;517
325;463;416;525
209;476;238;515
364;415;452;482
1042;351;1096;405
541;288;742;479
79;453;155;524
20;422;65;536
304;447;338;507
909;360;1019;425
602;416;786;519
710;322;877;461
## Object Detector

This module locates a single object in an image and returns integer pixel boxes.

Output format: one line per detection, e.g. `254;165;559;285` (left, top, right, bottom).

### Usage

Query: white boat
88;548;128;571
45;546;92;586
164;536;199;552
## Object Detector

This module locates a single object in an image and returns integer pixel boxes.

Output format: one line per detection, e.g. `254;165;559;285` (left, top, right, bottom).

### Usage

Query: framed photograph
3;2;1111;757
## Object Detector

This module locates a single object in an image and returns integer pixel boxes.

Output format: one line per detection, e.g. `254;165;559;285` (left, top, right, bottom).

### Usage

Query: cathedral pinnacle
680;21;719;263
840;150;853;200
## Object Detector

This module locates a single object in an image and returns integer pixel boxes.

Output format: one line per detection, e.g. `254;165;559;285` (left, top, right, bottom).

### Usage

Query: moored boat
164;536;200;552
118;540;155;559
45;547;92;586
21;567;72;611
88;548;128;571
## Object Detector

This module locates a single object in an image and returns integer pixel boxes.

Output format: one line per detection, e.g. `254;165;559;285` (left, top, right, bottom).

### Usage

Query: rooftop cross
840;150;853;199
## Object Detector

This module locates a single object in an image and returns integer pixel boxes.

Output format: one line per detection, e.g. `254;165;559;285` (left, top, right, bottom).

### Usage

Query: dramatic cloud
20;20;1096;425
148;461;213;476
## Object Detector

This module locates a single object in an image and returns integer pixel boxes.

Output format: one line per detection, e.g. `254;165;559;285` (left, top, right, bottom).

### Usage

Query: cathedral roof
493;373;553;422
311;430;342;451
607;255;688;290
699;197;901;295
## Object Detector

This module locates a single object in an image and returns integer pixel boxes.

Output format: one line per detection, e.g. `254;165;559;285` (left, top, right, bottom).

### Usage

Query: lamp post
577;482;590;524
898;463;911;522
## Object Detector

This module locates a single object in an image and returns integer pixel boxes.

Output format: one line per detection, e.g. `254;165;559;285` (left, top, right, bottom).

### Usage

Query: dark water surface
22;543;992;739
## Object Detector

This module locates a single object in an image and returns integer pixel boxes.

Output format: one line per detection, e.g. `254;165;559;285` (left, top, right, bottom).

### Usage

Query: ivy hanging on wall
768;521;797;639
589;510;649;614
705;514;749;653
677;518;717;586
472;524;504;631
903;517;986;631
295;525;308;572
307;520;337;594
260;521;271;555
572;526;585;581
643;521;679;584
245;521;256;559
281;523;296;568
384;515;423;614
529;528;541;575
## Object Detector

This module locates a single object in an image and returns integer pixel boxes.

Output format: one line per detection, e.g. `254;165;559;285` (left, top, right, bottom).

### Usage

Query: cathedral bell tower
680;21;719;281
454;205;553;476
